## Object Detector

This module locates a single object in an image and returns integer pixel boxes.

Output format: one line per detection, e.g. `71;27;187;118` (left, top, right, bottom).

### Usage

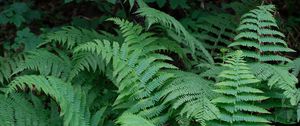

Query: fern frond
7;75;90;126
229;5;294;63
209;50;271;126
136;7;214;63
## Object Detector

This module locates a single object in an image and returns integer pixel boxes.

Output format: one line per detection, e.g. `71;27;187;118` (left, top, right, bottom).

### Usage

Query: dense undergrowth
1;0;300;126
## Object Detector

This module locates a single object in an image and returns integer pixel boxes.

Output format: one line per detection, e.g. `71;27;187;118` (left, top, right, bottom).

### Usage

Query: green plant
1;0;300;126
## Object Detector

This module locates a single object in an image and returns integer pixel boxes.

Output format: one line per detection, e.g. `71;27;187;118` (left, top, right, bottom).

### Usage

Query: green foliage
44;26;110;49
198;13;236;48
7;75;90;126
191;12;237;57
209;51;270;126
13;49;71;80
0;55;23;85
228;5;299;114
249;63;299;105
0;93;55;126
0;1;300;126
137;7;214;63
229;5;294;62
162;71;219;125
74;18;178;125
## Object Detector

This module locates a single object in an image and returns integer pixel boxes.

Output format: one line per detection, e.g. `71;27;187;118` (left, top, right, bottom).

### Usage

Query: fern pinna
209;51;270;126
229;5;294;62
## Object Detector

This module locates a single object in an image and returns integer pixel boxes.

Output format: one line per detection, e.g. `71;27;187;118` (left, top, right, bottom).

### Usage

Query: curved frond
13;49;71;80
7;75;90;126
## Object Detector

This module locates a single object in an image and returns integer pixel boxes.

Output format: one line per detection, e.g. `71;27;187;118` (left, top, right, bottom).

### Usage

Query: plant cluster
0;0;300;126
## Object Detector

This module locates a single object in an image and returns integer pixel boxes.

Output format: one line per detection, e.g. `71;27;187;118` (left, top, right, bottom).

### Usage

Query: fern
229;5;295;62
209;50;270;126
74;18;177;125
7;75;90;126
162;71;219;125
136;7;214;63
